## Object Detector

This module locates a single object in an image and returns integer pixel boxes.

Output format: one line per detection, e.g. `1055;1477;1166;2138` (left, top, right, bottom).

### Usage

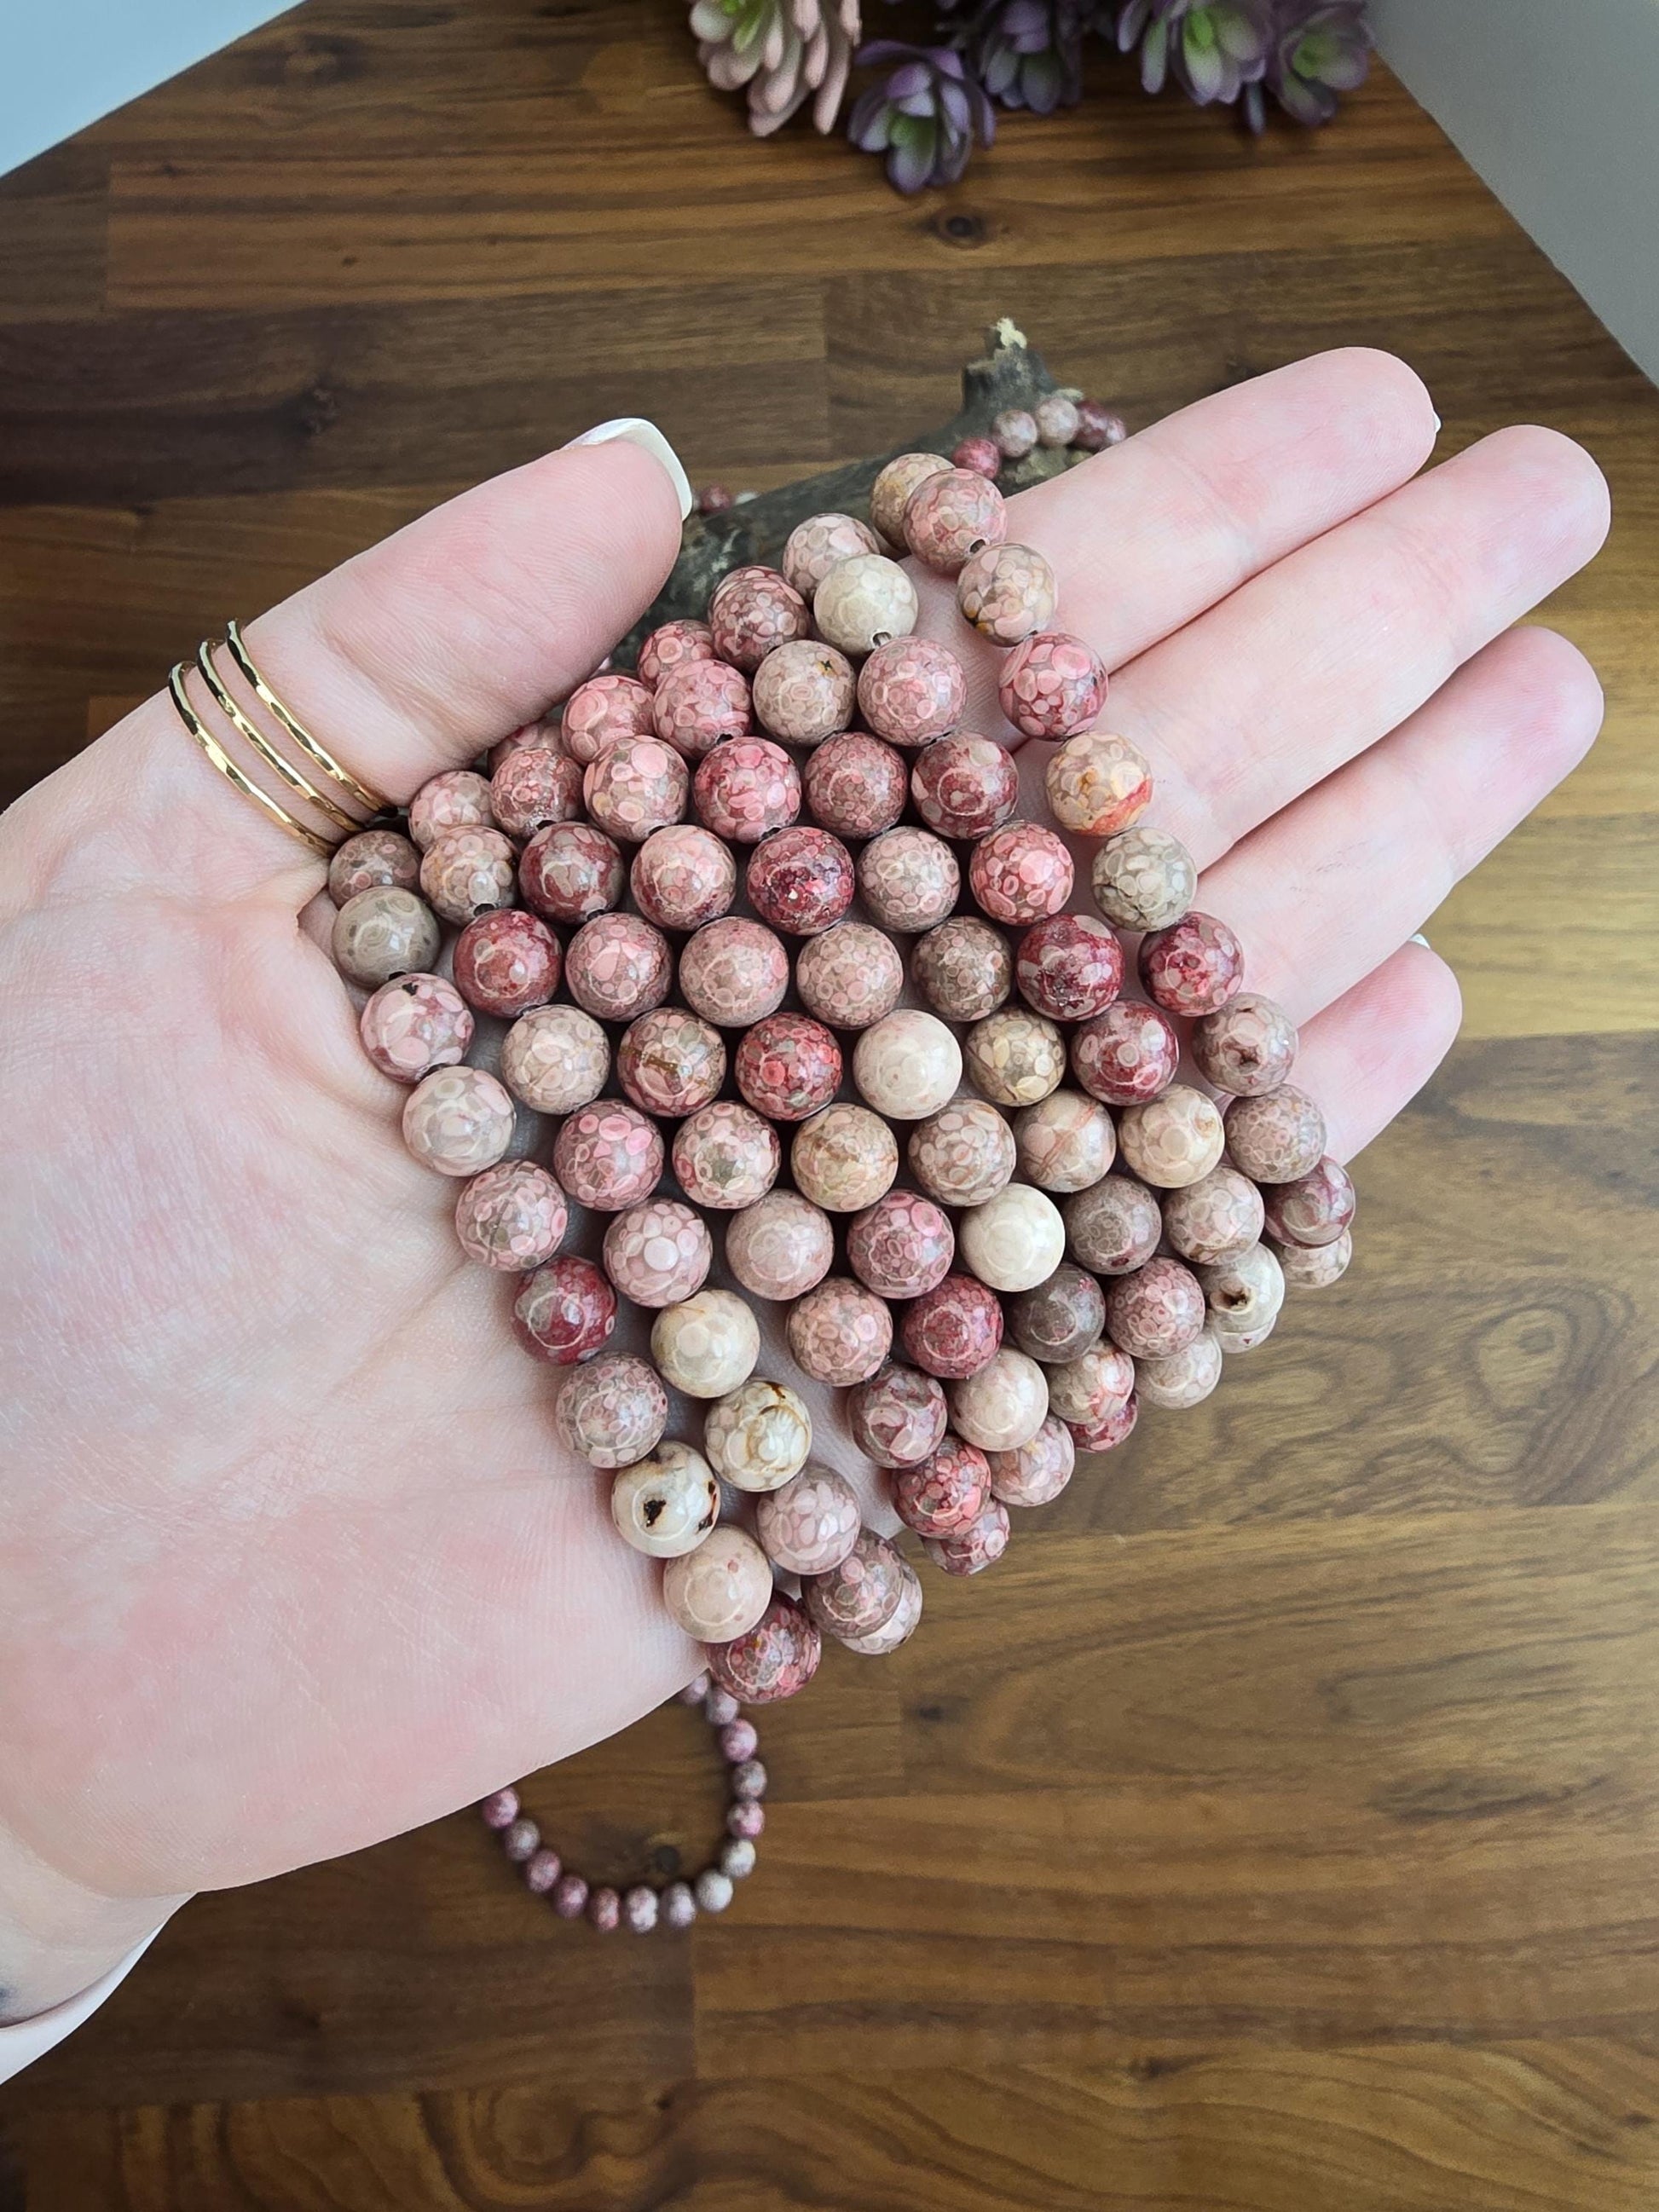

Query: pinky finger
1290;939;1464;1164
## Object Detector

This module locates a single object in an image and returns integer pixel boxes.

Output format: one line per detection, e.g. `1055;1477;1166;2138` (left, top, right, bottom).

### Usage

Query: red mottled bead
952;435;1002;477
707;1593;823;1705
986;1416;1075;1507
519;820;626;924
587;1886;622;1932
562;673;656;765
636;618;715;690
408;769;493;851
969;820;1074;923
857;825;960;933
693;738;801;844
1063;1174;1164;1276
746;825;855;936
584;735;689;844
552;1098;665;1211
912;732;1020;840
488;746;582;839
455;1160;568;1270
564;912;673;1022
679;916;791;1027
902;467;1008;575
419;827;517;924
893;1433;991;1538
1139;911;1244;1019
997;631;1109;742
512;1256;617;1364
488;720;561;776
802;731;909;840
856;637;968;748
1072;398;1127;451
453;909;561;1018
1015;913;1124;1022
922;1499;1010;1576
1068;1393;1138;1452
734;1012;842;1122
1071;1002;1180;1107
803;1527;909;1643
1104;1256;1205;1359
631;824;737;931
359;973;473;1083
1190;992;1298;1097
847;1188;955;1298
787;1275;893;1386
848;1364;949;1466
1006;1262;1106;1364
899;1272;1004;1379
708;565;810;671
1261;1156;1356;1248
651;658;753;759
699;484;733;513
913;915;1014;1021
617;1006;726;1117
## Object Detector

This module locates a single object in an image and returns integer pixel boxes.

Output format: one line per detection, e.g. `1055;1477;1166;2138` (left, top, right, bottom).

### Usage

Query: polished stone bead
1068;1393;1139;1452
1262;1156;1356;1248
990;407;1038;459
986;1416;1075;1507
616;1006;725;1118
956;540;1057;646
1063;1173;1164;1275
454;1159;569;1271
848;1364;949;1467
792;1102;899;1213
801;730;909;840
1136;1327;1224;1411
745;826;855;936
512;1255;617;1364
782;511;884;598
1117;1083;1227;1189
552;1097;665;1211
1225;1085;1327;1183
1071;1001;1180;1107
812;553;918;657
664;1525;775;1643
454;908;561;1018
725;1188;835;1301
752;639;857;746
922;1498;1012;1575
707;1592;822;1703
555;1354;669;1470
795;921;905;1031
908;1097;1018;1208
1034;392;1080;446
480;1788;519;1829
705;1377;812;1493
899;1272;1004;1379
419;826;517;925
624;1885;661;1933
857;825;960;933
708;564;810;671
333;885;442;987
964;1007;1067;1109
1046;1339;1135;1424
1044;730;1153;839
564;911;673;1025
787;1275;893;1385
519;819;627;924
650;658;753;759
1270;1227;1353;1288
1139;910;1244;1019
636;617;715;690
997;632;1108;742
847;1188;955;1299
734;1011;841;1121
488;719;564;775
1015;913;1124;1023
869;452;951;544
911;733;1020;840
838;1557;923;1654
610;1441;721;1558
1190;992;1298;1097
673;1100;781;1210
1014;1089;1116;1194
853;1008;962;1121
1161;1165;1265;1265
402;1066;515;1177
502;1816;540;1863
408;768;493;850
913;915;1014;1023
968;820;1074;924
584;735;690;844
1196;1243;1286;1336
552;1872;589;1919
631;823;737;931
679;916;791;1027
959;1181;1065;1294
360;972;473;1084
329;826;419;904
488;745;582;840
1006;1262;1107;1364
856;637;968;747
500;1002;610;1114
652;1289;761;1400
952;435;1002;477
603;1197;713;1308
1073;399;1128;450
561;673;656;764
803;1527;909;1643
1104;1256;1206;1359
1090;825;1198;933
693;737;801;844
756;1464;861;1575
660;1880;699;1929
893;1433;991;1537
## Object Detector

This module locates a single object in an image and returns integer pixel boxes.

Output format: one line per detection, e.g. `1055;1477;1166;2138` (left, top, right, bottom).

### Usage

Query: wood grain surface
1;2;1656;2205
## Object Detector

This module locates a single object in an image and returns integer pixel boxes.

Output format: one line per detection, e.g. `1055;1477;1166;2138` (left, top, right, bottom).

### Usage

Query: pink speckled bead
953;434;1001;477
488;719;563;775
1034;392;1080;447
693;738;801;845
1007;1262;1107;1365
802;731;908;840
849;1364;948;1466
562;673;656;765
903;467;1007;575
734;1012;841;1122
636;618;715;690
330;826;419;904
679;1671;714;1708
584;735;689;844
402;1066;514;1176
488;746;582;840
956;540;1057;647
907;1097;1017;1207
708;565;810;671
673;1100;781;1210
661;1880;699;1928
856;637;968;748
552;1098;665;1211
812;553;918;657
1074;398;1127;450
555;1354;668;1469
565;912;673;1023
1105;1256;1205;1359
853;1009;962;1121
419;827;517;924
986;1417;1074;1507
519;820;626;923
788;1275;893;1386
1063;1173;1164;1276
893;1433;991;1538
408;769;493;851
332;888;442;987
923;1498;1011;1576
704;1377;811;1492
1015;913;1124;1023
1190;992;1298;1097
804;1527;909;1644
1043;730;1153;840
1270;1227;1353;1288
662;1525;774;1643
913;915;1013;1022
795;922;905;1031
1139;911;1244;1019
587;1886;622;1933
651;658;752;759
1090;825;1197;933
745;826;855;937
1261;1156;1355;1248
840;1557;923;1655
1136;1328;1224;1411
480;1787;519;1829
623;1886;660;1935
719;1718;760;1764
454;1159;568;1271
1118;1083;1226;1190
1070;1393;1139;1452
512;1255;617;1365
679;916;790;1028
857;825;959;933
708;1592;823;1704
757;1463;862;1576
500;1002;610;1114
1014;1089;1116;1194
781;511;884;598
997;631;1109;742
617;1006;725;1118
631;823;737;931
453;908;561;1018
552;1872;589;1919
950;1347;1049;1453
900;1272;1004;1379
502;1816;540;1863
847;1188;955;1299
1046;1340;1135;1424
752;639;856;747
1225;1086;1327;1184
991;407;1038;459
870;452;951;543
359;973;474;1083
911;732;1020;840
963;1007;1066;1109
791;1103;899;1213
1072;1002;1180;1108
603;1198;713;1308
722;1196;830;1310
968;820;1073;924
1197;1243;1285;1336
1162;1166;1265;1266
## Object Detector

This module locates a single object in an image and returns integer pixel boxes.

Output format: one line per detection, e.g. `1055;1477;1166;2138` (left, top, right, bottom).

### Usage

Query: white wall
1373;0;1659;385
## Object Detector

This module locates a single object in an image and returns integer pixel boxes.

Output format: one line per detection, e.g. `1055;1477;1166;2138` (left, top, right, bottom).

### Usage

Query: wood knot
932;211;987;248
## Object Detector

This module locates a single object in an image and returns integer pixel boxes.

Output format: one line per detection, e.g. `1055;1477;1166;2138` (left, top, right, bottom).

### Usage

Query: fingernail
1431;413;1442;434
1409;932;1431;949
564;418;694;522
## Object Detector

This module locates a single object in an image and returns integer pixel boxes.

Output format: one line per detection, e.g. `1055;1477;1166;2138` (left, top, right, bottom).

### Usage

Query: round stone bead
795;922;905;1031
679;1672;714;1708
1162;1166;1265;1266
756;1464;861;1576
419;827;517;924
1197;1243;1286;1335
1074;398;1128;450
1117;1083;1226;1189
959;1181;1065;1294
1063;1173;1164;1276
1046;1339;1135;1424
968;821;1074;924
1261;1157;1355;1248
839;1558;923;1654
705;1377;812;1493
812;554;918;657
870;452;951;543
990;407;1038;459
802;730;909;840
911;733;1020;840
693;1870;733;1915
555;1354;669;1470
679;917;790;1028
856;637;968;748
848;1365;949;1467
454;1160;568;1271
902;467;1007;574
360;973;474;1083
662;1525;773;1643
488;719;563;775
803;1527;909;1644
1015;913;1124;1023
502;1816;540;1863
673;1101;781;1210
1070;1393;1140;1452
791;1103;899;1214
1225;1086;1327;1183
857;826;960;933
900;1273;1004;1379
651;659;753;759
734;1012;841;1122
1270;1227;1353;1288
1014;1090;1116;1194
745;826;855;937
562;673;656;765
847;1189;955;1299
1090;825;1197;933
1006;1263;1107;1365
956;540;1057;646
1071;1002;1180;1108
708;565;810;672
635;617;716;690
893;1434;991;1538
624;1885;661;1934
693;738;801;845
453;909;561;1018
1139;911;1244;1020
853;1009;962;1121
480;1788;520;1829
986;1417;1075;1508
584;736;690;844
752;639;856;747
408;768;493;850
725;1189;835;1301
652;1290;761;1400
704;1685;741;1729
706;1592;823;1704
402;1066;515;1176
1105;1257;1206;1359
552;1873;589;1920
924;1499;1012;1577
520;820;627;924
512;1255;617;1364
908;1098;1018;1208
964;1008;1066;1109
1136;1328;1224;1411
610;1442;721;1558
725;1801;764;1840
997;631;1109;742
952;434;1001;478
1214;1316;1279;1357
781;511;884;598
333;886;442;987
631;824;737;932
951;1348;1049;1453
1034;392;1081;447
330;827;419;904
616;1007;725;1118
660;1880;699;1930
1190;993;1298;1097
603;1198;713;1307
787;1276;893;1386
500;1002;610;1114
552;1098;665;1211
488;746;582;840
913;915;1014;1022
1044;731;1153;840
564;913;673;1024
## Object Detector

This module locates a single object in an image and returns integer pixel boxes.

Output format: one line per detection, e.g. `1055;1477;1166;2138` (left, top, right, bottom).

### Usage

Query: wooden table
2;4;1656;2203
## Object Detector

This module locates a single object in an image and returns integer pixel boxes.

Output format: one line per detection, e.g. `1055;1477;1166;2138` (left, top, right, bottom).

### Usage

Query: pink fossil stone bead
751;639;857;747
756;1463;862;1576
1118;1083;1226;1190
623;1885;661;1934
1224;1086;1328;1184
679;916;790;1028
720;1718;760;1764
853;1009;962;1121
673;1100;782;1210
693;737;801;845
1015;913;1124;1023
903;467;1008;575
661;1880;699;1929
488;719;564;775
1014;1089;1116;1194
1046;1339;1136;1424
848;1364;949;1467
900;1273;1004;1379
856;637;968;748
562;673;656;765
555;1354;669;1470
454;1159;569;1271
734;1012;842;1122
704;1685;741;1727
812;554;919;658
870;451;951;543
787;1274;893;1387
911;733;1020;840
840;1557;923;1655
913;915;1014;1022
857;825;960;933
745;825;855;937
907;1096;1018;1208
795;921;905;1031
502;1816;540;1863
585;735;690;844
805;1527;910;1644
847;1188;955;1299
679;1670;714;1707
1197;1243;1285;1337
781;511;885;598
587;1885;622;1933
956;540;1058;647
802;730;909;840
488;746;582;840
952;434;1002;478
1069;1393;1139;1453
725;1188;836;1302
1190;992;1298;1097
704;1377;812;1492
552;1872;589;1919
360;972;474;1083
603;1198;713;1308
997;631;1109;742
419;827;518;924
611;1441;722;1557
329;826;419;904
1090;824;1197;933
708;565;811;671
1139;910;1244;1019
892;1432;991;1538
552;1098;665;1211
500;1002;610;1114
1063;1172;1164;1275
958;1182;1066;1295
408;769;494;851
708;1592;823;1704
631;823;737;931
1034;392;1081;447
699;483;734;514
617;1006;726;1118
1261;1156;1356;1248
651;658;753;759
1105;1256;1206;1359
636;617;716;690
402;1066;515;1176
791;1103;899;1214
1270;1226;1353;1288
480;1787;520;1829
1136;1326;1224;1412
526;1845;564;1896
923;1498;1011;1576
1044;731;1153;840
950;1346;1049;1453
1072;1002;1181;1108
565;911;673;1023
519;820;627;924
1074;397;1128;450
512;1255;617;1364
963;1007;1066;1109
991;407;1038;459
662;1525;774;1643
986;1416;1075;1508
1162;1165;1265;1266
1007;1262;1107;1365
453;908;561;1018
968;820;1074;924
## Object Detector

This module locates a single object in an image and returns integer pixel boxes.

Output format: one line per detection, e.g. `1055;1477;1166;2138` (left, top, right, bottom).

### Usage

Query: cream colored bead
792;1103;899;1213
1136;1327;1224;1409
704;1378;812;1493
812;553;919;657
1045;1341;1135;1424
1160;1164;1264;1264
959;1181;1065;1293
1116;1082;1225;1188
1014;1089;1116;1193
1270;1228;1352;1288
1196;1243;1285;1336
1215;1313;1279;1354
610;1442;720;1558
651;1289;760;1398
950;1348;1049;1453
964;1008;1066;1108
853;1010;962;1121
662;1526;774;1643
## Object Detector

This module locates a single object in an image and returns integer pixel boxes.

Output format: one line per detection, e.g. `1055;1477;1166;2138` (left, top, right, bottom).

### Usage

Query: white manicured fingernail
1431;413;1442;434
1410;933;1431;948
565;417;693;522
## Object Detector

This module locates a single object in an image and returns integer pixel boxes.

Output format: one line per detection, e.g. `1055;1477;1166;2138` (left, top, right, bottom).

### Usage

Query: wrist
0;1819;184;2024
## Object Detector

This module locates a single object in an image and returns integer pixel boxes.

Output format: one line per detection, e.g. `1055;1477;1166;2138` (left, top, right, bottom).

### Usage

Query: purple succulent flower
848;40;997;189
957;0;1087;114
1265;0;1373;124
1113;0;1271;107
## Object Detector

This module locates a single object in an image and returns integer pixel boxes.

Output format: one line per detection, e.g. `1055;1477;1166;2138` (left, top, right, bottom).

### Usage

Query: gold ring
193;640;362;836
167;661;338;861
223;620;390;817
